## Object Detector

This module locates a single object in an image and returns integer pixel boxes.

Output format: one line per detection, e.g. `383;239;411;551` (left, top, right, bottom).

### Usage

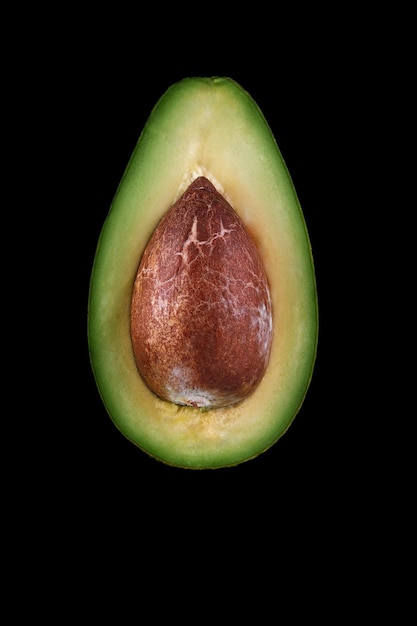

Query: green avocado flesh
88;77;318;469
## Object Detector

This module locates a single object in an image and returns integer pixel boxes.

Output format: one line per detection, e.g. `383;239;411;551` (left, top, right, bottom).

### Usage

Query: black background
14;8;408;612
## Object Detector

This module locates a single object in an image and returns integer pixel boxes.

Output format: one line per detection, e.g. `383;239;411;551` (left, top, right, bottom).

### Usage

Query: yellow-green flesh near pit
88;77;318;469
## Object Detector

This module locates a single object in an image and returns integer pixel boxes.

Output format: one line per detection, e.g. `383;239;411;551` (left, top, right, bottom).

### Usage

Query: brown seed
130;176;273;408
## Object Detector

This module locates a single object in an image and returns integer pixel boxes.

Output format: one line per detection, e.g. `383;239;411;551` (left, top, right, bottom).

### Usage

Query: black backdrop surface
18;14;395;607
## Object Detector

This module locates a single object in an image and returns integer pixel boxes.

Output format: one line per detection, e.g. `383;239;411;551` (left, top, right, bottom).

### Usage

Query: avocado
88;77;318;469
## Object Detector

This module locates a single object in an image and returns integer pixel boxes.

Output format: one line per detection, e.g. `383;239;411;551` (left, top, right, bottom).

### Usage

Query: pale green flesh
88;77;318;469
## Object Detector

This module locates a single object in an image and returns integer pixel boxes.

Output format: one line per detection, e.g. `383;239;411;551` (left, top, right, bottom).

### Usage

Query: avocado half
88;77;318;469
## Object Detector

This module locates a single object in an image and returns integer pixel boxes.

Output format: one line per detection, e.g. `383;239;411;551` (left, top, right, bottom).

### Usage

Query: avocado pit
130;176;273;408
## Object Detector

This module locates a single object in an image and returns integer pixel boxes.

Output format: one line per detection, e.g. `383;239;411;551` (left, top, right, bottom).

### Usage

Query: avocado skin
88;77;318;469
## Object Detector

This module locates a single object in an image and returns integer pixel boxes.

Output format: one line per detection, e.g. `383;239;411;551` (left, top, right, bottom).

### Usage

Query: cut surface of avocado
88;77;318;469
